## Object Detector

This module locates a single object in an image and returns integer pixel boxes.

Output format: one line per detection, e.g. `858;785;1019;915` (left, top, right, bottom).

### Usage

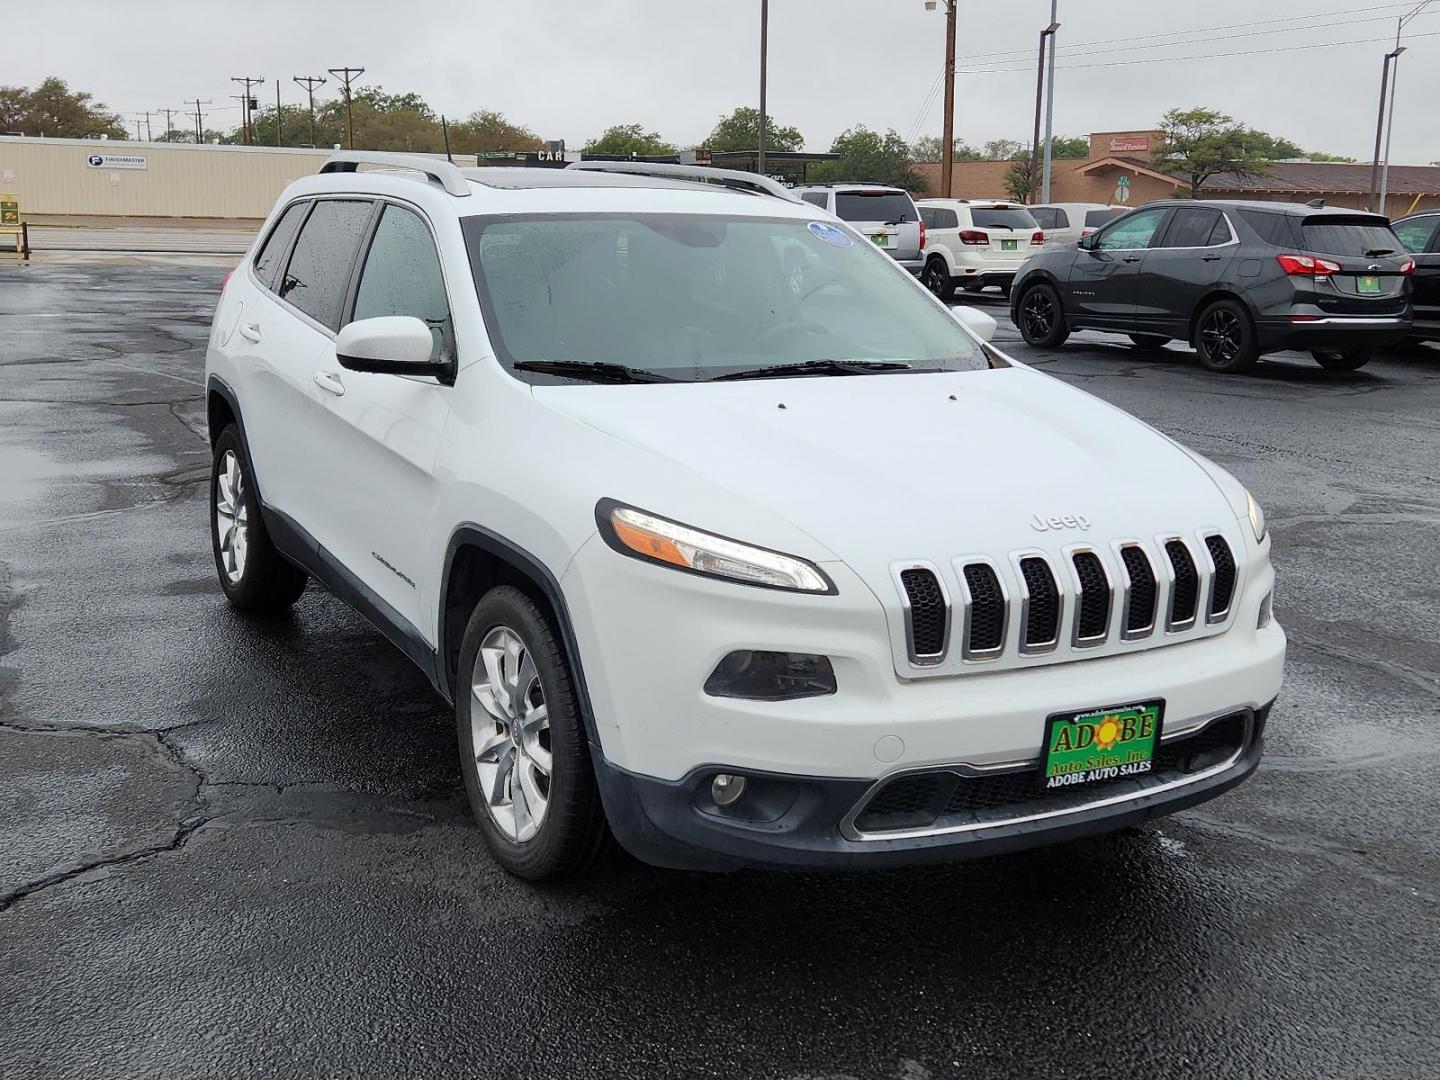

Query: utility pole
275;80;283;146
328;67;365;149
925;2;958;198
1029;21;1059;203
1041;0;1059;202
758;0;769;176
158;107;178;142
230;76;265;145
135;111;154;141
293;75;327;147
186;99;210;144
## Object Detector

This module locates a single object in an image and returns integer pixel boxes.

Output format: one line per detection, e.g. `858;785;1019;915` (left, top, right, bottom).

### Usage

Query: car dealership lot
2;263;1438;1079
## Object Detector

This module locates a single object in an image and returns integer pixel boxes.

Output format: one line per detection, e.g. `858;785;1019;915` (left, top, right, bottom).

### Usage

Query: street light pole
1041;0;1058;202
1370;1;1435;211
1029;21;1059;204
758;0;768;176
1379;48;1404;215
1369;50;1396;206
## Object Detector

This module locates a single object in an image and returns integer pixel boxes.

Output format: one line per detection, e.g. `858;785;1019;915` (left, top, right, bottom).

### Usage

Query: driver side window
1095;208;1168;251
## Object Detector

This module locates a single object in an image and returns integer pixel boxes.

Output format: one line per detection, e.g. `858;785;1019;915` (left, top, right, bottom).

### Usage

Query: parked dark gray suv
1010;200;1415;373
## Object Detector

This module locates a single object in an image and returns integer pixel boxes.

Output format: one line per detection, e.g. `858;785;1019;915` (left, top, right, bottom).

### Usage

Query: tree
1050;135;1090;159
0;77;127;139
582;123;677;157
1004;157;1036;203
910;135;982;162
1152;107;1270;197
448;110;543;154
809;126;927;194
983;138;1029;161
705;106;803;153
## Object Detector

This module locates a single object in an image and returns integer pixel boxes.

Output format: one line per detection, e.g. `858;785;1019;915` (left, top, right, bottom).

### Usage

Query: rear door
305;201;456;628
1067;206;1170;323
1394;214;1440;330
1134;207;1236;336
1297;215;1411;314
969;205;1041;270
834;189;921;259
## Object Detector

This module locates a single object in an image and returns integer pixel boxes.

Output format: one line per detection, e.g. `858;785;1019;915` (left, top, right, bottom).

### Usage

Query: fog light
711;773;747;807
703;650;837;701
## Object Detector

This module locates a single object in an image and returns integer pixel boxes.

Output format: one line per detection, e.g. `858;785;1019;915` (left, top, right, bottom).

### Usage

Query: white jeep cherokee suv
206;153;1285;879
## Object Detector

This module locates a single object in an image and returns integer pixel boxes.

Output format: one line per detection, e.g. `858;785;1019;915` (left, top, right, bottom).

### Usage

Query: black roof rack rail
319;151;471;197
565;160;802;203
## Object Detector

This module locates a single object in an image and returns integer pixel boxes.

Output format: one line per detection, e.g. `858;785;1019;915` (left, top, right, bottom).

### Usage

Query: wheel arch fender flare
1010;269;1062;326
1189;289;1260;347
439;523;602;750
206;375;267;505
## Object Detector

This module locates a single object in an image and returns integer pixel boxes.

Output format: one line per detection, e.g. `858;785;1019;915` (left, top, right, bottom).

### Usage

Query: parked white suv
793;183;925;274
916;199;1044;298
206;153;1284;879
1029;203;1131;248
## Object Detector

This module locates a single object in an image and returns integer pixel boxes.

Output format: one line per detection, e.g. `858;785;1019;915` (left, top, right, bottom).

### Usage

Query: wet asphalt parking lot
2;257;1439;1080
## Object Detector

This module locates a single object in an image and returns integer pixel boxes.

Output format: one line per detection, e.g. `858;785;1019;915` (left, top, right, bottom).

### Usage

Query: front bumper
594;703;1271;871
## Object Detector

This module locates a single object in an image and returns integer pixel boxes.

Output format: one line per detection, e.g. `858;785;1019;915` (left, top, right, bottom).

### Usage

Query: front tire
1017;282;1070;348
1311;347;1375;372
457;585;610;880
210;426;306;612
921;257;953;300
1194;299;1259;374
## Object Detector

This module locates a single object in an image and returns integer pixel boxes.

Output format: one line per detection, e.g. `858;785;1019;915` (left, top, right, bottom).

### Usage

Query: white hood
533;366;1234;579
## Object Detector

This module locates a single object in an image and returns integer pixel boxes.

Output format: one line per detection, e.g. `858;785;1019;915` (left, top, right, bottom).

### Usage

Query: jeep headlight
599;501;834;594
1246;491;1267;543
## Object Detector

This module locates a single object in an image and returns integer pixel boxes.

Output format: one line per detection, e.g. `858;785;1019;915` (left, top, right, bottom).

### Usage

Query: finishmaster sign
85;154;147;170
1041;701;1162;791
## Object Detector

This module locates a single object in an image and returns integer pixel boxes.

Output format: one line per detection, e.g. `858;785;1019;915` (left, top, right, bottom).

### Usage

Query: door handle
237;322;262;343
312;370;346;397
1123;255;1143;263
1202;254;1223;262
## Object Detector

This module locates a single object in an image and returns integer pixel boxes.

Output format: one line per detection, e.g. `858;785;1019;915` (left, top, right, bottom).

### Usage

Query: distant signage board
1;195;18;225
85;154;147;170
1110;137;1150;153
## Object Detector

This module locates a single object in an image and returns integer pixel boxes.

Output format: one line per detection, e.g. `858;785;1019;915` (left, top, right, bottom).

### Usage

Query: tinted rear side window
835;192;915;223
1300;217;1405;257
1235;210;1296;247
800;192;828;209
253;201;308;288
1159;207;1224;248
279;200;374;330
1031;207;1066;230
920;207;958;229
1084;208;1125;228
970;208;1038;230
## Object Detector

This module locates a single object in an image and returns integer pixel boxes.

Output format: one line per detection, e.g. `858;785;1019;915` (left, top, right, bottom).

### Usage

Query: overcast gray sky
11;0;1439;162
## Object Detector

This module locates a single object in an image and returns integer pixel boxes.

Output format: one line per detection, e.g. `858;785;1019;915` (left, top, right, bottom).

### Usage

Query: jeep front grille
1165;539;1199;629
1120;545;1158;638
1070;551;1111;645
960;562;1006;659
899;567;948;663
1018;556;1061;652
1205;535;1236;621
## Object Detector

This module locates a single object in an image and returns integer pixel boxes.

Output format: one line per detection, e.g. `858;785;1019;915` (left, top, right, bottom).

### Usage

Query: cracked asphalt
2;260;1438;1080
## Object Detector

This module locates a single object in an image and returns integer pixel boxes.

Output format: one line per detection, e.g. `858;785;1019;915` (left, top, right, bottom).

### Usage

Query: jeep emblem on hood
1030;513;1092;532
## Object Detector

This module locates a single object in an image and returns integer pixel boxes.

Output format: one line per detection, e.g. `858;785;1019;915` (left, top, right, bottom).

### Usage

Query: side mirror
336;316;447;377
951;304;997;343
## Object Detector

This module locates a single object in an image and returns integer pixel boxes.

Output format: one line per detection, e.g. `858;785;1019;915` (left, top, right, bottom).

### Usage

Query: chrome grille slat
1017;555;1061;653
959;561;1007;660
897;565;949;664
1119;544;1158;639
1165;538;1200;631
1069;550;1111;647
1203;534;1236;622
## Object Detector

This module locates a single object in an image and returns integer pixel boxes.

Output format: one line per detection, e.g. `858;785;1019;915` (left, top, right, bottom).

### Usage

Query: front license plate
1002;239;1019;251
872;232;890;247
1357;275;1382;294
1040;700;1164;792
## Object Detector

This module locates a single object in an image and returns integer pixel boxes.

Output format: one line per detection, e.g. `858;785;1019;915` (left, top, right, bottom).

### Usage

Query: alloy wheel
470;625;553;843
923;262;949;298
1201;310;1242;364
214;449;249;584
1022;290;1055;339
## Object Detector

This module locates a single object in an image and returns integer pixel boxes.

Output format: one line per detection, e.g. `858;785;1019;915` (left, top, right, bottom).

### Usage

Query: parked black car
1010;200;1414;373
1392;210;1440;344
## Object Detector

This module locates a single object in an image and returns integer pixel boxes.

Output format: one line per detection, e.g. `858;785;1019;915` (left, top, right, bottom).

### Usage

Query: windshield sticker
808;221;854;248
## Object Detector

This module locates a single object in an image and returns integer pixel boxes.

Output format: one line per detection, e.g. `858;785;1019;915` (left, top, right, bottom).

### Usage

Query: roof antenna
441;114;454;164
1307;197;1326;208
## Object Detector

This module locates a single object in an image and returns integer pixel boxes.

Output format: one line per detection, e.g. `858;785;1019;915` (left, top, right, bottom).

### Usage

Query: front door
1067;206;1170;324
304;202;456;633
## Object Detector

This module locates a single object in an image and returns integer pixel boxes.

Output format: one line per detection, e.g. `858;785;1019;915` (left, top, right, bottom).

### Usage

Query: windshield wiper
712;359;923;382
1364;247;1397;257
512;360;678;384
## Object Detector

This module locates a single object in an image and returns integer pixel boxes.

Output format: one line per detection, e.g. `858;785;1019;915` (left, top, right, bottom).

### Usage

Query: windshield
462;214;986;383
1300;218;1404;257
970;208;1037;230
834;192;916;223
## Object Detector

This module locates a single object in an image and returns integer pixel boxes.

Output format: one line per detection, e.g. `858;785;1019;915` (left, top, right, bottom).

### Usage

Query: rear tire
457;585;611;881
1311;347;1375;372
1129;334;1171;350
210;426;307;612
1194;299;1259;374
921;257;954;300
1017;282;1070;348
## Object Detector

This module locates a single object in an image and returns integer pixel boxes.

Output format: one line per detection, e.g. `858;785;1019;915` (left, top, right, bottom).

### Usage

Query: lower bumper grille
849;711;1253;837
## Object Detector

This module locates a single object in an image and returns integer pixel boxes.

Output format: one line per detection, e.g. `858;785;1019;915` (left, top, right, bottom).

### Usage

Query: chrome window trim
1159;534;1199;634
1063;544;1112;649
1111;539;1158;641
891;561;951;667
1009;550;1062;655
839;708;1255;842
952;556;1010;662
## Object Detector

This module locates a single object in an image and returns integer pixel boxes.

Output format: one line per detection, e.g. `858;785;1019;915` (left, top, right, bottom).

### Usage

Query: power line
157;107;179;142
293;75;327;148
327;67;365;149
230;76;264;145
